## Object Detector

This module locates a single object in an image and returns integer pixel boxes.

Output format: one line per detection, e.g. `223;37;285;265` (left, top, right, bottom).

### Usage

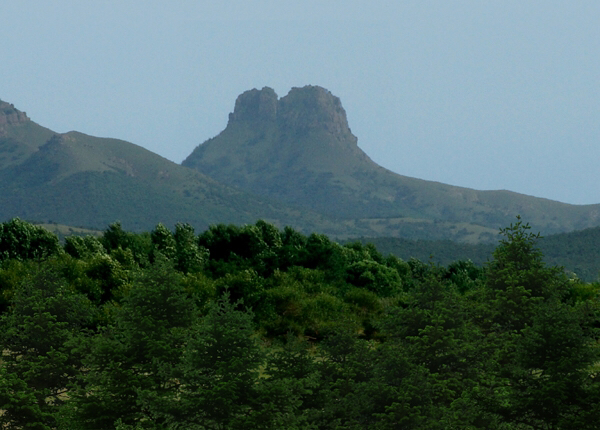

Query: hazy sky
3;1;599;205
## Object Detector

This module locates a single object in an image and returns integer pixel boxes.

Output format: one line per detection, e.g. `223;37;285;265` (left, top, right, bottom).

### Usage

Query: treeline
1;217;600;429
347;236;495;269
357;226;600;282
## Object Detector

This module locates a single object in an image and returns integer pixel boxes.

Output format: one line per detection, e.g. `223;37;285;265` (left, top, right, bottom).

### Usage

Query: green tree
84;253;130;303
65;257;195;429
150;223;176;261
279;225;308;269
0;259;30;314
64;235;105;260
265;334;322;415
173;222;207;273
379;277;492;428
501;300;600;429
100;222;152;267
478;216;600;427
0;218;60;263
345;259;402;297
485;216;570;333
146;293;266;429
0;264;94;429
215;269;266;317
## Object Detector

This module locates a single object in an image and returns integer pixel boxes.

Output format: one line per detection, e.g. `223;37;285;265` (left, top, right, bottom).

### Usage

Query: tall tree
0;218;60;262
145;293;266;429
64;257;195;429
0;264;94;429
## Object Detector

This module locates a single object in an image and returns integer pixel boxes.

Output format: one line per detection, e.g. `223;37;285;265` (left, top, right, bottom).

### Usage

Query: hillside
0;100;55;168
0;99;371;236
183;86;600;241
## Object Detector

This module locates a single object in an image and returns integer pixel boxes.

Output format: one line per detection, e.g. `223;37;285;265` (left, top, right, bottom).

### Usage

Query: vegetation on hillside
355;226;600;282
1;217;599;429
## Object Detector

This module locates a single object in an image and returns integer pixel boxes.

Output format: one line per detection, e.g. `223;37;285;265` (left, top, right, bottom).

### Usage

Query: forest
1;216;599;429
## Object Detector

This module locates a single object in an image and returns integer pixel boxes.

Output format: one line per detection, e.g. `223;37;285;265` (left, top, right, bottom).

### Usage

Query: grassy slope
0;120;55;169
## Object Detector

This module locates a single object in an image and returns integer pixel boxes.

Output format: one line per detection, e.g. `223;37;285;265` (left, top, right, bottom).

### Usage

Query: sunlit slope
183;86;600;238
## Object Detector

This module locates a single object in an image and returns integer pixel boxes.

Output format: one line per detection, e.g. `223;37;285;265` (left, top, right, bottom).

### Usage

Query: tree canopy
0;217;599;429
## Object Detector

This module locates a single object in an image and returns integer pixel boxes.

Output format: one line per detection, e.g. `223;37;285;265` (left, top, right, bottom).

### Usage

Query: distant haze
2;1;599;205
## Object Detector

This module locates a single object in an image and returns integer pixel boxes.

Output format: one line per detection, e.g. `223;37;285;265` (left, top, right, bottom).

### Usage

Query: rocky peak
0;100;30;127
227;86;354;138
228;87;278;124
277;86;352;136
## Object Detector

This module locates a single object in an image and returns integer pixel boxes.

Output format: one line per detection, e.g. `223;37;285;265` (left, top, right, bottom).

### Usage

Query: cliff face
226;86;356;142
277;86;354;139
184;85;368;175
0;100;29;128
0;100;55;169
228;87;278;123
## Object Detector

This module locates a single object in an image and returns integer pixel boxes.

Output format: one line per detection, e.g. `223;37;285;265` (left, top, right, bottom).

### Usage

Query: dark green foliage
0;265;94;429
64;235;105;260
443;259;484;293
0;259;30;314
345;259;402;297
0;218;598;428
358;226;600;282
66;256;195;429
84;253;130;303
0;218;60;262
503;300;600;428
144;293;265;429
279;225;308;269
485;216;570;333
215;269;266;315
349;236;496;268
173;222;207;273
199;221;282;277
100;222;152;266
150;223;176;259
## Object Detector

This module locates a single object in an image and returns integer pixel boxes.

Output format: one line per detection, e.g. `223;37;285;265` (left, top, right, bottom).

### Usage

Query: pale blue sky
2;1;599;204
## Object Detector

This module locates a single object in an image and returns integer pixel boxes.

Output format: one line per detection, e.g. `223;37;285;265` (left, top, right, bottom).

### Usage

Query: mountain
183;86;600;241
0;99;367;236
3;91;600;243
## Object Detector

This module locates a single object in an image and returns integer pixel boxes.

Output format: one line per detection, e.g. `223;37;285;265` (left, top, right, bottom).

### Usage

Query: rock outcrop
227;85;355;141
278;86;353;138
0;100;29;126
228;87;278;123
